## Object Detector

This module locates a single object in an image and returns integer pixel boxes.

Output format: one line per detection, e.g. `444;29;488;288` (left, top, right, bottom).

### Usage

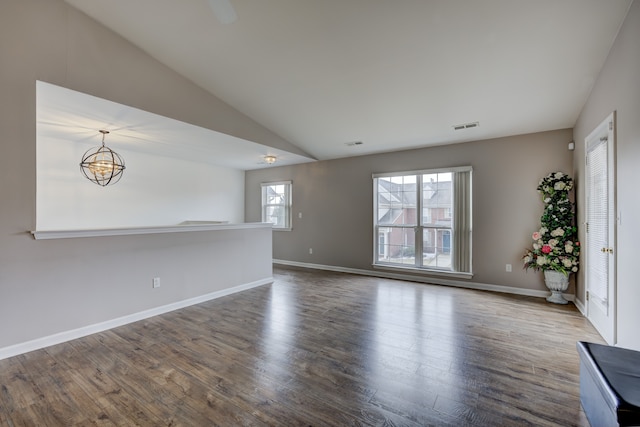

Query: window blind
586;139;608;309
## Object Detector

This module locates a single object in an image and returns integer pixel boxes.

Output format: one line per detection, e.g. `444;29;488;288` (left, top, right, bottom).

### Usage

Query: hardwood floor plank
0;266;604;426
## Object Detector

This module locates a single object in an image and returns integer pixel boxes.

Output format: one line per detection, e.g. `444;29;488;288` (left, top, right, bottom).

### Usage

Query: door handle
601;247;614;254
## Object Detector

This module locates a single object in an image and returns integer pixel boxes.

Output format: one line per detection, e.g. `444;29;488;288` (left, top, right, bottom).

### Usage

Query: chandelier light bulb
80;130;125;186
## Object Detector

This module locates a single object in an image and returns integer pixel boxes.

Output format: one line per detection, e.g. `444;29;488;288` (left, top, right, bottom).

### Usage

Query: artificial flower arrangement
523;171;580;275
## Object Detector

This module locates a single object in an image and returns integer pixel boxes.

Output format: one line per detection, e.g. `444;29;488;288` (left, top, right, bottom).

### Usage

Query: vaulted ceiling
65;0;632;161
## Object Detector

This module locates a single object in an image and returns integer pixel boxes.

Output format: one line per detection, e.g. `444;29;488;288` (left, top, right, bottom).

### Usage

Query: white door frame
584;112;616;345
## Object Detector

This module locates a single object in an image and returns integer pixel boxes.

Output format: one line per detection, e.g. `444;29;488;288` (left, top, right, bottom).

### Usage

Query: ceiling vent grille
453;121;479;131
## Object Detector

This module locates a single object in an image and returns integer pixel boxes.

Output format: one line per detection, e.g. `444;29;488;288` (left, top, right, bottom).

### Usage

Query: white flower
527;172;578;274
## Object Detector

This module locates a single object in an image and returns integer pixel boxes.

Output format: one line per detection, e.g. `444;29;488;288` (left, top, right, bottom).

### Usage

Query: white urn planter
544;270;569;304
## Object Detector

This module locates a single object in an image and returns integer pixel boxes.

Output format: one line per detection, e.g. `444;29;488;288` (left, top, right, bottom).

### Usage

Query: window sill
372;263;473;280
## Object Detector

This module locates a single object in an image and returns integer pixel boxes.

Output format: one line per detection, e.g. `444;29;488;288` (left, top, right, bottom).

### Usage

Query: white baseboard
273;259;575;302
0;277;273;361
574;297;587;315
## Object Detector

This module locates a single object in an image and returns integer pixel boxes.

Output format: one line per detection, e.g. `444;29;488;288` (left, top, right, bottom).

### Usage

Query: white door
585;112;616;344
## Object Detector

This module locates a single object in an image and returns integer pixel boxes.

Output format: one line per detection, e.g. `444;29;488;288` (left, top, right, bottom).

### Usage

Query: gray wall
246;129;574;292
0;0;279;351
573;1;640;351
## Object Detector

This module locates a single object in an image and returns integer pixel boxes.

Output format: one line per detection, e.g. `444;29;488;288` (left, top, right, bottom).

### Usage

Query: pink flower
541;245;552;254
532;231;541;240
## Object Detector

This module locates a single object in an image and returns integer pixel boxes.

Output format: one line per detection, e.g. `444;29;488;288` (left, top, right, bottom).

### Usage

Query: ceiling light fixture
264;155;277;164
80;130;126;186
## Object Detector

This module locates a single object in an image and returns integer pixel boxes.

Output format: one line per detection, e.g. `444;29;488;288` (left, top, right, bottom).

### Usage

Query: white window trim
372;165;473;179
372;263;474;280
261;181;292;231
372;166;472;275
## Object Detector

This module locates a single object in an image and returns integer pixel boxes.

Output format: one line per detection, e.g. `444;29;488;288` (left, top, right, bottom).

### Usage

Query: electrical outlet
298;212;303;219
152;277;161;288
309;248;313;255
506;264;512;272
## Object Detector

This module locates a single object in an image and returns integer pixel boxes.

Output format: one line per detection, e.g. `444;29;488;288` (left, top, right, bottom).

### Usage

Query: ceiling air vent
453;121;480;131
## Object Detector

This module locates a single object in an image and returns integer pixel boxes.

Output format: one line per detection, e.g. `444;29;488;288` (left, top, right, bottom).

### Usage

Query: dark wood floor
0;266;604;426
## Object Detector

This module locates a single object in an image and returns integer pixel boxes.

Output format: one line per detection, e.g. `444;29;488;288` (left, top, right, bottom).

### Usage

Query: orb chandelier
80;130;125;186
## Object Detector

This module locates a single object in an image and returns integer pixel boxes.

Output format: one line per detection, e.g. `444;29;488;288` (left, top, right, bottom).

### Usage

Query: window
261;181;292;230
373;167;472;273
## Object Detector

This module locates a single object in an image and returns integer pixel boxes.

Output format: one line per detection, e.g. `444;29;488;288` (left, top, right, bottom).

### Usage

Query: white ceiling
65;0;632;161
37;81;313;170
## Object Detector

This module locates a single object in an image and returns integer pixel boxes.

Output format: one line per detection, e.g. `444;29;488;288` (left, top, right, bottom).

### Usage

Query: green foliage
523;172;580;275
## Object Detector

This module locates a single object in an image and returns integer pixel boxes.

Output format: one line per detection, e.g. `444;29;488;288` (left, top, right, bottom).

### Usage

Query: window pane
422;172;452;228
270;184;286;201
376;176;417;226
422;229;452;269
264;205;285;227
376;227;415;265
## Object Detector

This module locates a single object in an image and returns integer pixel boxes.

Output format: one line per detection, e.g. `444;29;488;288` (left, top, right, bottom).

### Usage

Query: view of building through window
375;172;453;269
